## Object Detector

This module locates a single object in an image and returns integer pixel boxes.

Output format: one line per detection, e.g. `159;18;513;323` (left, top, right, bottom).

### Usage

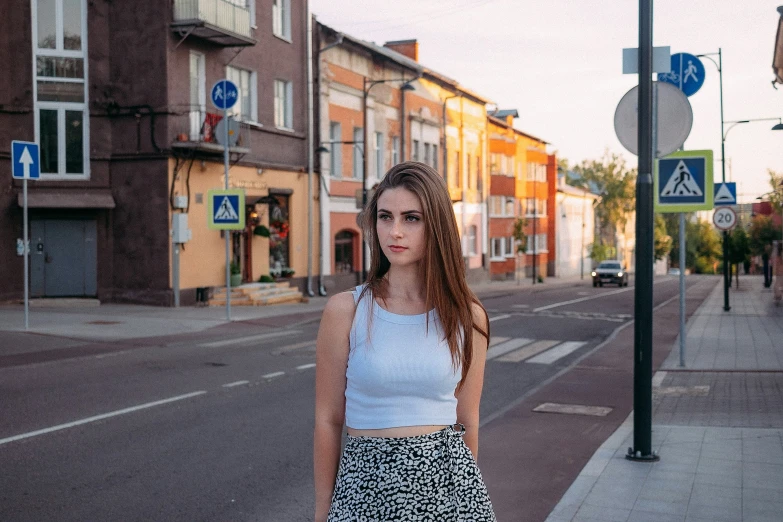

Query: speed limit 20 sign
713;206;737;231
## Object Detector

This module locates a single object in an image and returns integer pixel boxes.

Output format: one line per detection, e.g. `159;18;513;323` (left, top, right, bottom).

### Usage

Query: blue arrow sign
658;53;705;97
211;79;239;111
713;182;737;206
11;141;40;180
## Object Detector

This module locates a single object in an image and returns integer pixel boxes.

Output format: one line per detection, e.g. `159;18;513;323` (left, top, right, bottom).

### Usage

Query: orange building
520;134;556;281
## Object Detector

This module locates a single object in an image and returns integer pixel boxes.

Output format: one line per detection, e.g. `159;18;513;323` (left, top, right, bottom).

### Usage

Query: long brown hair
358;161;489;388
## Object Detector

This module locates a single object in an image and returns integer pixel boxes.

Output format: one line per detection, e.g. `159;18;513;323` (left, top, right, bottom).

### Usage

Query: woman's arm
313;292;355;522
456;302;490;461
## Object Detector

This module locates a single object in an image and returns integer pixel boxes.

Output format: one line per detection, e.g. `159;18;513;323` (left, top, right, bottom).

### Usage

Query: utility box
172;213;192;243
173;195;188;209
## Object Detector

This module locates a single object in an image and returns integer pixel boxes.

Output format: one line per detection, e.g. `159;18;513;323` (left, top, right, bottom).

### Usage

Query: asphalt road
0;274;700;521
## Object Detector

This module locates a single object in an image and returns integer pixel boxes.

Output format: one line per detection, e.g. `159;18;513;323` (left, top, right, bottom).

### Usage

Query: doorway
30;219;97;297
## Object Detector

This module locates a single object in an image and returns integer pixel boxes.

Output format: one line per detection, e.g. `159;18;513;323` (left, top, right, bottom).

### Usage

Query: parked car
591;260;628;287
668;268;681;276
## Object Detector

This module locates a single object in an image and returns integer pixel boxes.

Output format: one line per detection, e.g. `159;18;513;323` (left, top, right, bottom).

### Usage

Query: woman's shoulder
469;300;488;329
324;290;358;315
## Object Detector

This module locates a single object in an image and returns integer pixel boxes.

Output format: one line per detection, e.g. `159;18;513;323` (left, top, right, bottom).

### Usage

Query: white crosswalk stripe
487;338;589;365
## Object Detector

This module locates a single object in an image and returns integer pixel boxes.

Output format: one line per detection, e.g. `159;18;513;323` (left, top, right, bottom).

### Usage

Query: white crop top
345;285;461;429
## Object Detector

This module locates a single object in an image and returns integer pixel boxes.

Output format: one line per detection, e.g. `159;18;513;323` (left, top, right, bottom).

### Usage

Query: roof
558;183;600;198
490;109;519;118
317;22;423;76
422;66;492;104
487;115;550;145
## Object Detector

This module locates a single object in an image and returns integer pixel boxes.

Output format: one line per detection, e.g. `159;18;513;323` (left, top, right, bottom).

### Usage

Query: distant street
0;275;696;522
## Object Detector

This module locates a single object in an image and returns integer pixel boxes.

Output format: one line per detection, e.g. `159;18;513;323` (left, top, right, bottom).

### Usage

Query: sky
310;0;783;203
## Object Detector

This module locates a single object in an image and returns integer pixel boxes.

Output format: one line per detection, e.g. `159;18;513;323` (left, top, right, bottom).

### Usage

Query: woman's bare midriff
347;425;449;438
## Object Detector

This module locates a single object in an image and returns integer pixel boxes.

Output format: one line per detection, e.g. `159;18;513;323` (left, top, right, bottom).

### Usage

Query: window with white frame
329;121;342;178
525;198;536;216
538;198;547;216
189;51;205;140
227;66;256;122
505;196;516;216
467;225;477;256
412;139;419;161
537;164;547;181
272;0;291;40
374;132;384;177
352;127;363;179
490;236;517;260
432;144;438;171
526;233;548;254
467;153;474;189
274;79;292;129
490;196;516;217
490;153;500;174
424;143;431;166
527;163;535;180
391;136;400;166
34;0;89;178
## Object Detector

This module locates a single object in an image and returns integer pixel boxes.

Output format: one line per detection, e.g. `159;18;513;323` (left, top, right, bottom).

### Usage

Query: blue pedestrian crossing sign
11;141;40;180
658;53;705;97
654;149;714;213
713;182;737;206
211;79;239;111
208;189;245;230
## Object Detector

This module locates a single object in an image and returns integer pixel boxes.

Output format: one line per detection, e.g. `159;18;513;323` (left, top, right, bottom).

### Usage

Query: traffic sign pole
23;177;29;330
223;100;231;321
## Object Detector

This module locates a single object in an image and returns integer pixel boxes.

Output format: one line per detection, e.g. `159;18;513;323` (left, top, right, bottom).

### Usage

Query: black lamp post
360;77;417;282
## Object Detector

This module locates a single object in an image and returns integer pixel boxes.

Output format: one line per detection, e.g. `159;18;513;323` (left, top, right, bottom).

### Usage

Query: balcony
172;0;256;47
172;107;251;155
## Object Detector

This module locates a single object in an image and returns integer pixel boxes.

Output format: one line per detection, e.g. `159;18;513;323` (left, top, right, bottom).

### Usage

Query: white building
556;181;599;278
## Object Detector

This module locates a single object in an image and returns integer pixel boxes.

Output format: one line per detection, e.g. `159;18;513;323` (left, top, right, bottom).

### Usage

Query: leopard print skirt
328;424;496;521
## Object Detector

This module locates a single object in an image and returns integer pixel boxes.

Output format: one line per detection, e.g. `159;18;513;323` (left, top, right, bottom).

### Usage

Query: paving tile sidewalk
545;276;783;522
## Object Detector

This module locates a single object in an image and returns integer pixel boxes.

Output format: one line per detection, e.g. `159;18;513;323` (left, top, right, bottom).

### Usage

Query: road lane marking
527;341;587;365
488;314;510;323
497;340;559;363
262;371;285;379
296;363;316;370
533;402;613;417
222;380;249;388
0;391;207;447
487;338;533;361
489;336;510;347
199;330;300;348
532;279;673;312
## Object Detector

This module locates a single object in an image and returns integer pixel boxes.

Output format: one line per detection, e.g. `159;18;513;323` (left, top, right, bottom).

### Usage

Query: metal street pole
717;49;731;312
533;174;537;284
679;212;686;367
223;102;231;321
362;78;369;284
627;0;658;462
23;177;29;330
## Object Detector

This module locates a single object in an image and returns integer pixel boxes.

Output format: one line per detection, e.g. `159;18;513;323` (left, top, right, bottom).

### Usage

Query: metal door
30;220;97;297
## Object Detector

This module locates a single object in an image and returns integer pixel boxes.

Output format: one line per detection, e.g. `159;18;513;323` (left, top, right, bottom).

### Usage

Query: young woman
314;162;496;521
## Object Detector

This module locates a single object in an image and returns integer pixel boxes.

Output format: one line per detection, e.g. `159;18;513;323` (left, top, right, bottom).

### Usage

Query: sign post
11;141;40;330
211;79;239;320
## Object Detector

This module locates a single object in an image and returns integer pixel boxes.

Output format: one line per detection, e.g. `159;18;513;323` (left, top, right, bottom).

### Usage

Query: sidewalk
0;275;587;346
545;276;783;522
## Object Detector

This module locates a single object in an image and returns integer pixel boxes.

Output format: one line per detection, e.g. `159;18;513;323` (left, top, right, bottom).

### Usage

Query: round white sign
614;81;694;158
713;206;737;231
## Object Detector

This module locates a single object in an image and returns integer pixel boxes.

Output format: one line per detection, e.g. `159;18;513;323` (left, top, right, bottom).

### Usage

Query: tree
587;242;616;264
688;220;722;274
513;218;528;254
749;214;779;287
570;152;636;252
653;213;672;262
727;227;750;287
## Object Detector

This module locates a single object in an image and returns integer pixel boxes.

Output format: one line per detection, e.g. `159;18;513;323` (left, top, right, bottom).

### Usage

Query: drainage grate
533;402;613;417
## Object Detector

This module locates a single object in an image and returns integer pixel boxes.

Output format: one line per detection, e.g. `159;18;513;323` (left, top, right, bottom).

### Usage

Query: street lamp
698;50;783;311
361;77;417;282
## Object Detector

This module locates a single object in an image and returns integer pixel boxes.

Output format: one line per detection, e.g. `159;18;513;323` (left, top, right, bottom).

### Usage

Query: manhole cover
533;402;613;417
85;320;122;325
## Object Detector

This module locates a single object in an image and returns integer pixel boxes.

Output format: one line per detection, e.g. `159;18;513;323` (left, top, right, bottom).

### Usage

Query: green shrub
258;274;275;283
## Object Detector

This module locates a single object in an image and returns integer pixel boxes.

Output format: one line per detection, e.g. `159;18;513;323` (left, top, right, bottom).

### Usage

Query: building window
538;164;547;182
189;52;205;140
274;79;292;129
227;66;256;122
491;238;503;259
352;127;363;179
33;0;89;178
432;144;438;171
329;121;342;178
506;236;515;258
335;230;355;274
272;0;291;40
374;131;384;177
455;151;461;188
424;143;431;166
526;233;548;254
526;163;535;181
391;136;400;166
467;225;478;256
505;196;515;216
412;139;419;161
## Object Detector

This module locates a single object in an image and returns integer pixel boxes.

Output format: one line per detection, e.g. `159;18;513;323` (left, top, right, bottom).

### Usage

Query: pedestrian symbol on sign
661;160;703;196
683;60;699;84
214;196;239;221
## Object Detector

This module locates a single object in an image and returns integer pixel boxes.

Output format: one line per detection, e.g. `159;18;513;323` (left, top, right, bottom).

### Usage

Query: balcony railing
172;0;255;47
172;106;251;155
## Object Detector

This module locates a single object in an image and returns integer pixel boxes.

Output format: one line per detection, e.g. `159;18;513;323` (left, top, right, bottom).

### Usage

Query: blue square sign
207;189;245;230
11;141;40;180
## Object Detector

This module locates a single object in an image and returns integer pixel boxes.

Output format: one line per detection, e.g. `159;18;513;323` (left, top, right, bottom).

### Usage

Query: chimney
384;39;419;62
